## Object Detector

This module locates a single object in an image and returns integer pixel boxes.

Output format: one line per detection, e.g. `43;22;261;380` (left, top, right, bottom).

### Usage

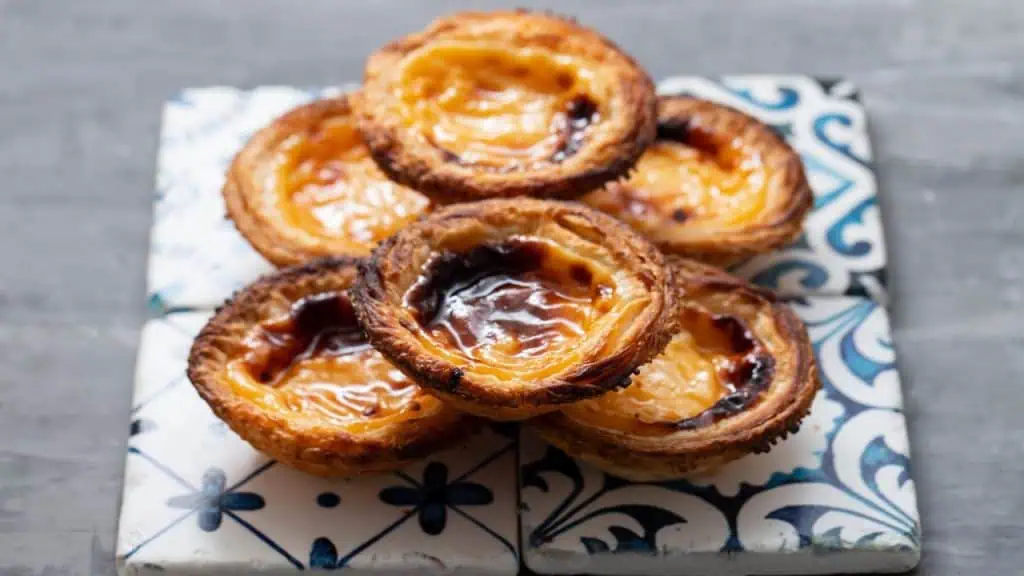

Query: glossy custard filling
395;41;604;169
270;116;429;253
405;237;617;378
584;122;770;234
225;292;435;430
562;306;775;434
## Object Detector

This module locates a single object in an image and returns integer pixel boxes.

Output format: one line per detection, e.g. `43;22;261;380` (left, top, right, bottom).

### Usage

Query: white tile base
124;78;914;575
117;299;921;575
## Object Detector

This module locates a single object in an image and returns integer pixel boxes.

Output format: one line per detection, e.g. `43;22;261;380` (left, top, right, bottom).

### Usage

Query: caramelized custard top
394;42;604;170
584;121;771;234
561;305;775;434
269;116;429;254
225;292;436;430
404;237;616;377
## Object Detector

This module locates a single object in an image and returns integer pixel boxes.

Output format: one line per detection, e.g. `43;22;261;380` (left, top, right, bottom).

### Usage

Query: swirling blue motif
576;506;686;553
522;446;586;546
725;84;800;110
860;437;916;528
847;270;888;302
758;301;918;548
763;425;917;549
765;503;911;550
805;300;873;352
815;78;861;102
826;197;877;257
749;259;830;292
813;113;867;165
801;154;855;210
840;323;892;385
523;447;689;553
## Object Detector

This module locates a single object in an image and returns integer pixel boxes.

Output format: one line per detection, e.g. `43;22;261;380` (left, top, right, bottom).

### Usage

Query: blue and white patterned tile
117;313;519;576
147;86;354;313
520;297;919;576
658;76;888;303
147;77;886;312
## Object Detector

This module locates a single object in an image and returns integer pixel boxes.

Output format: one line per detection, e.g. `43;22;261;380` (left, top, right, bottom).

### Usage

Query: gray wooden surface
1;0;1022;574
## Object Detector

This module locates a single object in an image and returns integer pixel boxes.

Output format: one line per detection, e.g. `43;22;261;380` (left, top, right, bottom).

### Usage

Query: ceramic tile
116;313;519;576
658;76;888;303
133;77;909;575
146;86;352;313
520;297;920;576
146;77;887;313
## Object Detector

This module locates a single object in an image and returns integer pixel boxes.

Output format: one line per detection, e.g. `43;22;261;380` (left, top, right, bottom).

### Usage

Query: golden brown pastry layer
530;258;819;480
224;96;430;267
352;198;675;420
584;96;812;266
354;10;657;203
187;257;478;476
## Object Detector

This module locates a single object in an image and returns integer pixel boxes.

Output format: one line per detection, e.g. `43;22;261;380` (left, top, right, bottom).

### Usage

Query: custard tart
352;198;674;421
530;258;819;480
354;10;657;203
187;257;477;476
583;96;813;266
224;96;431;267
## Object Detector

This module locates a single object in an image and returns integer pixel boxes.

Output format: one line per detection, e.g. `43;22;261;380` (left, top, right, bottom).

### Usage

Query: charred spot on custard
405;240;549;326
656;117;736;171
555;71;575;90
433;94;601;168
438;146;464;165
404;238;607;360
670;309;776;430
241;292;370;386
674;353;775;430
656;118;691;142
551;95;600;163
570;264;593;286
708;313;756;355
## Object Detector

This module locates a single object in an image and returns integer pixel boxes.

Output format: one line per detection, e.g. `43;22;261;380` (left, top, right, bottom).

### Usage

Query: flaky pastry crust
530;258;819;480
352;198;675;421
584;96;813;266
187;257;478;476
354;10;657;203
224;96;430;267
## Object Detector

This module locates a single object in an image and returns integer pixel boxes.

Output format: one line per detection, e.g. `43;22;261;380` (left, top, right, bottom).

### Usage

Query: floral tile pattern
145;77;888;313
117;313;519;576
520;297;919;575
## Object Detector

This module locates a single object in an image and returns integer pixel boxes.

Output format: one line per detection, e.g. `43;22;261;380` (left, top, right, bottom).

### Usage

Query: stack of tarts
188;10;819;480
